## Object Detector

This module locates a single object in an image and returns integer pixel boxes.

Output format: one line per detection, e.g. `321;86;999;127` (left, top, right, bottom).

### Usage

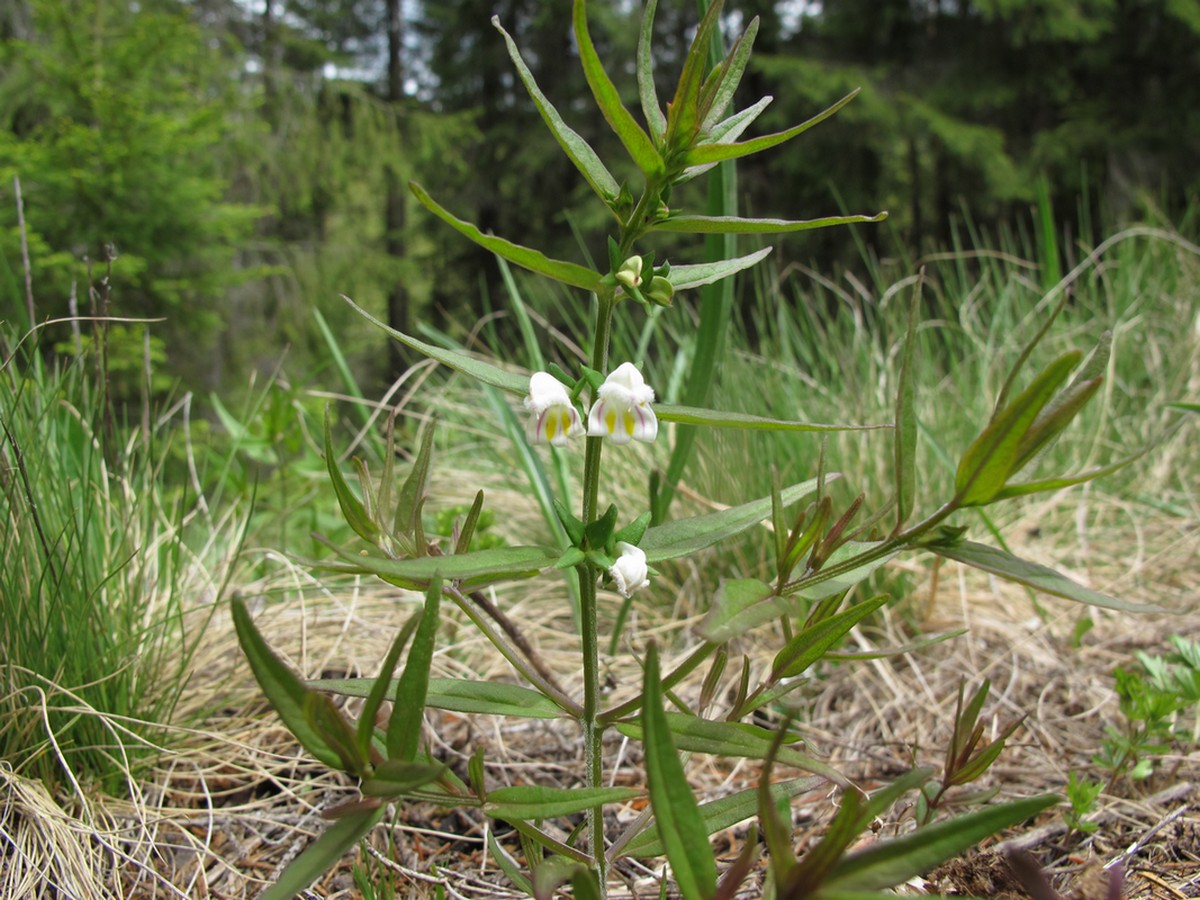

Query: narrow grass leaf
343;295;528;394
624;777;821;858
931;541;1166;613
666;248;773;291
356;612;421;760
323;408;379;544
259;805;387;900
573;0;661;176
409;181;602;291
894;274;922;528
641;477;829;562
637;0;667;140
486;785;640;820
683;89;860;164
953;351;1081;506
652;212;886;234
387;576;441;761
772;596;888;679
823;794;1058;891
360;759;445;797
231;597;343;770
493;18;620;202
642;644;718;900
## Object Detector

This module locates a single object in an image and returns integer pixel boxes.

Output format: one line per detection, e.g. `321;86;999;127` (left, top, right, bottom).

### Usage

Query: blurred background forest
1;0;1197;399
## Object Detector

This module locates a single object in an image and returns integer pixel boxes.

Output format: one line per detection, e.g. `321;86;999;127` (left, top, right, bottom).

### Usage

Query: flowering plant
233;1;1160;897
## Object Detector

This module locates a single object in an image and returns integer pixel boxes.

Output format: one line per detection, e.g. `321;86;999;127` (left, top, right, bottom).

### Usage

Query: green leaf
395;417;437;539
700;578;780;643
356;612;422;761
703;95;774;145
698;15;759;133
617;714;848;787
323;408;379;545
343;294;528;394
656;404;887;434
894;275;922;529
824;629;967;661
823;795;1059;891
641;477;830;563
231;597;344;770
636;0;667;141
683;89;861;165
642;644;718;900
360;759;446;797
492;18;620;203
305;691;367;777
786;541;899;602
651;212;887;235
624;777;821;858
259;805;387;900
663;0;725;152
772;596;888;679
573;0;662;176
954;351;1080;506
666;248;773;291
990;445;1149;502
931;540;1166;613
387;577;441;761
409;181;602;292
486;785;640;820
323;544;558;591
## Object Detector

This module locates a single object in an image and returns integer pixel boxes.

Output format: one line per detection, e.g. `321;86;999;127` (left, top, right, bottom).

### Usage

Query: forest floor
3;488;1199;899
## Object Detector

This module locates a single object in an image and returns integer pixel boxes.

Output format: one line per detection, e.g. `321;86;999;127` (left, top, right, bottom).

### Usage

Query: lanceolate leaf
637;0;667;141
651;212;887;235
663;0;725;152
259;805;387;900
409;181;602;292
322;543;558;591
387;576;441;761
323;408;379;544
311;676;566;719
988;446;1151;502
486;785;640;820
360;760;446;797
666;248;772;290
772;596;889;679
231;596;343;770
698;15;759;133
683;89;861;165
823;795;1059;892
642;644;718;900
624;777;822;858
356;612;422;760
641;477;831;562
395;417;436;538
573;0;662;176
656;404;888;432
493;18;620;203
931;540;1166;613
343;295;528;394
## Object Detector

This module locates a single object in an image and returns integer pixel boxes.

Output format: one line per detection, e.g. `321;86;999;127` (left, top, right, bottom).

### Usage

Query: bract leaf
258;805;387;900
666;248;772;290
656;403;888;433
493;18;620;203
637;0;667;141
573;0;661;176
641;477;830;563
409;181;601;292
486;785;640;820
823;795;1059;891
953;351;1081;506
931;540;1166;613
387;576;441;761
623;777;821;858
683;88;860;165
642;644;718;900
343;294;528;394
651;211;887;234
231;596;343;770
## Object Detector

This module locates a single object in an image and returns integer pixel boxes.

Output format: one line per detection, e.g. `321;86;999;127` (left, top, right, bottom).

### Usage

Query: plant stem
580;289;615;890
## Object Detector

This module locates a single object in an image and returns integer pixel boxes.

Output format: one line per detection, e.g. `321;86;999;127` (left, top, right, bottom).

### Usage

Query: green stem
580;289;615;890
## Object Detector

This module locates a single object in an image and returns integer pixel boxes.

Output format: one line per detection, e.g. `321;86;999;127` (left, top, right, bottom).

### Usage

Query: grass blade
893;272;923;529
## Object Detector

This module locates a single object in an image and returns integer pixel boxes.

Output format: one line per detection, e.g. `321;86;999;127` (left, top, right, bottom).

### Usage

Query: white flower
609;542;649;598
524;371;582;447
586;362;658;445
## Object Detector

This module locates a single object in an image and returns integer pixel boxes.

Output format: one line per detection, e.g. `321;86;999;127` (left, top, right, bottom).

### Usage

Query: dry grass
3;454;1196;899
